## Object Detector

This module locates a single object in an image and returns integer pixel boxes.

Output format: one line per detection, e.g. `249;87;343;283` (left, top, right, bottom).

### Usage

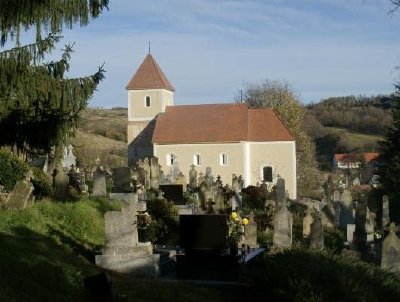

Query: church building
127;53;297;199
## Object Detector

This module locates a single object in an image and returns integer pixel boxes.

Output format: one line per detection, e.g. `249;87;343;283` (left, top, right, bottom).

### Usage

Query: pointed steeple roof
126;54;175;92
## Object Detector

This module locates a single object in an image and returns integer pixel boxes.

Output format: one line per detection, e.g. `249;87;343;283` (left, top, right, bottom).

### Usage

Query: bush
146;196;179;245
31;167;52;198
0;148;29;191
245;249;400;301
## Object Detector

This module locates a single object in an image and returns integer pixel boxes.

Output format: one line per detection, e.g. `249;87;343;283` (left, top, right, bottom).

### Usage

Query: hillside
71;108;128;169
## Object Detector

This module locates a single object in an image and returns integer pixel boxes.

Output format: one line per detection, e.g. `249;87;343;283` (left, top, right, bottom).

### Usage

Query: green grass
0;197;120;302
325;127;383;145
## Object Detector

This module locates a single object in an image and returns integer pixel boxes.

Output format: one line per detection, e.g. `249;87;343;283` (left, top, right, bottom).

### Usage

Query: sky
18;0;400;107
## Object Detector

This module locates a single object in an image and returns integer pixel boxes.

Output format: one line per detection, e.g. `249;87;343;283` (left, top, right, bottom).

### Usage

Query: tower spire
148;41;151;54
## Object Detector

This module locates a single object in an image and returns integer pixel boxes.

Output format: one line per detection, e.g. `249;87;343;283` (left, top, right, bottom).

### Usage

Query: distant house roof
126;54;175;92
334;152;380;163
152;103;294;144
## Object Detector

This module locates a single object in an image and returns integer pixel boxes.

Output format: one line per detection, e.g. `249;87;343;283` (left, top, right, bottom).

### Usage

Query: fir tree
0;0;108;157
381;86;400;221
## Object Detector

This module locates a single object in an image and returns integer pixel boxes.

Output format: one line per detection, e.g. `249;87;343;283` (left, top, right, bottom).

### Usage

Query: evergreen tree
237;80;320;197
0;0;108;157
381;86;400;221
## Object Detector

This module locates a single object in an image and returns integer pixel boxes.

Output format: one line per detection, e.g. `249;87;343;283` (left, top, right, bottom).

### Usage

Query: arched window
193;154;201;166
219;153;228;166
167;153;176;166
145;96;151;107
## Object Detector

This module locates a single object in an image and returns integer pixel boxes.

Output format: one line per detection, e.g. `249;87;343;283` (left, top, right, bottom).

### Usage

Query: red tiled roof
334;152;380;163
126;54;175;92
152;103;294;144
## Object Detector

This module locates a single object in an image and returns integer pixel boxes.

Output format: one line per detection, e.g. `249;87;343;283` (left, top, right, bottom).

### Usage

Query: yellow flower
231;212;238;219
242;218;249;225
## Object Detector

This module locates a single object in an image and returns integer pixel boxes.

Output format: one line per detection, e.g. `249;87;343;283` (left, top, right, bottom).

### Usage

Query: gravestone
333;190;341;227
303;210;314;238
53;166;69;200
205;167;214;188
142;158;151;190
382;195;390;228
213;187;225;213
273;200;293;249
241;212;258;248
95;194;159;277
188;165;198;189
347;224;356;244
175;172;187;192
6;176;33;210
353;197;368;251
260;181;269;201
92;166;107;197
112;167;132;193
199;181;210;210
310;216;324;250
339;189;354;228
276;178;286;210
61;144;76;170
366;207;375;243
150;157;160;191
381;223;400;273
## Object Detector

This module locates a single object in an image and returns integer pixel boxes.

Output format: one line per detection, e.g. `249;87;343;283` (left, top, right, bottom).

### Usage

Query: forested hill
306;95;395;136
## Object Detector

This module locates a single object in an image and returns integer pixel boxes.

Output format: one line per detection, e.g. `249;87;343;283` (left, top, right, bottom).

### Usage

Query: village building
333;153;381;170
127;53;297;199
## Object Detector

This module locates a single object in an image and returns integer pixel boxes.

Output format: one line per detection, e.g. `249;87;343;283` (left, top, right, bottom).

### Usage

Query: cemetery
2;144;400;301
2;2;400;301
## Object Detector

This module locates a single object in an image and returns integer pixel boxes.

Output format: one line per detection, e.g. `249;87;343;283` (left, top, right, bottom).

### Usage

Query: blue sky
27;0;400;107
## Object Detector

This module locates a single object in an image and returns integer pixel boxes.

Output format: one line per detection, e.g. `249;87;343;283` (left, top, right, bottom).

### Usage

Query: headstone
352;176;360;186
92;166;107;197
339;189;354;228
241;212;258;248
142;158;151;190
353;197;367;251
150;157;160;191
5;175;34;210
188;165;198;189
260;181;269;200
175;172;187;192
310;216;324;250
381;223;400;273
232;174;240;193
205;167;214;188
213;187;225;213
53;166;69;200
61;145;76;170
199;181;209;209
273;201;293;249
366;207;375;243
112;167;132;193
276;178;286;210
347;224;356;243
95;194;160;277
333;190;341;227
303;210;314;238
382;195;390;228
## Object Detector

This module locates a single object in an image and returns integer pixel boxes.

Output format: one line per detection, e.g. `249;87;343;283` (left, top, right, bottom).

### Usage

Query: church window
262;166;273;182
145;96;151;107
193;154;201;166
167;153;176;166
220;153;228;166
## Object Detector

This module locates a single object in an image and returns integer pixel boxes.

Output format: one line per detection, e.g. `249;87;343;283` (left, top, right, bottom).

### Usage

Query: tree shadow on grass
0;227;99;302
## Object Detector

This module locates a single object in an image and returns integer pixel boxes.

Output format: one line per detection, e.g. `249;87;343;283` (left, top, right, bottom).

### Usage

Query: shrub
0;148;29;191
146;196;179;245
31;167;52;198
